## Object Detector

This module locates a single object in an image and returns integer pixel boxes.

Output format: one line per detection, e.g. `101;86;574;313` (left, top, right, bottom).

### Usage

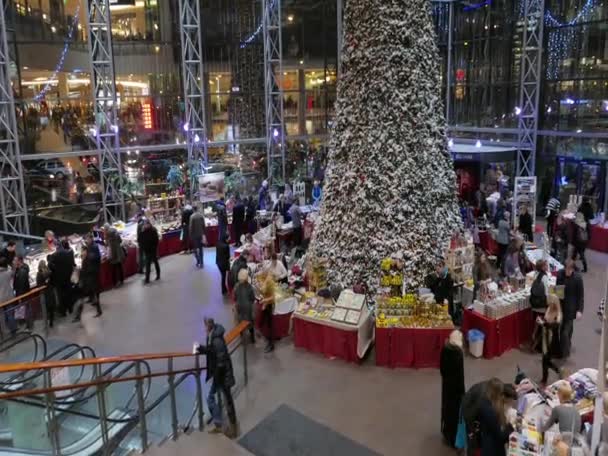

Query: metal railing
0;286;48;341
0;321;251;455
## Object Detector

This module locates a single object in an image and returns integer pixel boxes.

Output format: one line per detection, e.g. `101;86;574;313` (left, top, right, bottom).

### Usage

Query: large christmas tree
309;0;462;292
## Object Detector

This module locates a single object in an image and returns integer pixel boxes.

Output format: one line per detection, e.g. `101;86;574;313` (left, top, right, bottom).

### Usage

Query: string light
544;0;595;80
240;0;276;49
34;2;81;102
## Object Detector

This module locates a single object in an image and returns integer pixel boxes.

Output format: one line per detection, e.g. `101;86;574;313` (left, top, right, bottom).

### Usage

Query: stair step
144;431;253;456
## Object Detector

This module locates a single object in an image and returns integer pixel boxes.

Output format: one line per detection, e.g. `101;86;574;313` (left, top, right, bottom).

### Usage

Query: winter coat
0;268;13;303
197;324;235;387
518;212;534;241
136;219;145;244
13;264;30;296
440;343;465;447
556;269;584;321
496;219;510;245
0;248;15;266
189;212;206;241
578;202;594;224
232;202;245;227
49;249;75;286
477;398;513;456
106;229;125;265
139;226;160;255
234;281;255;322
80;244;101;294
229;256;248;290
427;272;454;308
181;207;194;229
215;239;230;271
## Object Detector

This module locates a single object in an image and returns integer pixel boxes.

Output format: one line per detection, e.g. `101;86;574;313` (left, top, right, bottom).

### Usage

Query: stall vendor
242;233;263;263
263;253;287;282
42;230;59;252
426;261;455;321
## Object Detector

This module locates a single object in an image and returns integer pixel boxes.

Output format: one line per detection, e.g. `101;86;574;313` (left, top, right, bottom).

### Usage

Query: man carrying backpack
572;212;588;273
556;259;584;359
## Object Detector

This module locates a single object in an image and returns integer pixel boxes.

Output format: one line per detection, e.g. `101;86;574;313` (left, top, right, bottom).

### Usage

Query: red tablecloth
461;308;534;359
99;246;138;291
158;230;183;258
375;327;452;369
255;301;292;340
589;224;608;253
293;317;361;364
479;230;499;255
205;224;233;247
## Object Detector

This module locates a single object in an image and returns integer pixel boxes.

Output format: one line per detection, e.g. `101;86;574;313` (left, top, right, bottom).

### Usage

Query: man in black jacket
140;220;160;284
427;261;455;322
49;238;76;315
181;204;194;253
556;259;584;358
136;212;146;274
228;250;249;291
196;318;237;437
73;235;102;321
0;240;16;266
216;234;230;295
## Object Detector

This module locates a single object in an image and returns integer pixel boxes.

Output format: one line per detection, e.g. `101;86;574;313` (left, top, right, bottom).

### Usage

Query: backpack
530;272;547;310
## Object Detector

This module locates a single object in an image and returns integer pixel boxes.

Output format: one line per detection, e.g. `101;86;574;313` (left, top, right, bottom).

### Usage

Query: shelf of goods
375;257;454;369
293;289;374;364
510;368;597;455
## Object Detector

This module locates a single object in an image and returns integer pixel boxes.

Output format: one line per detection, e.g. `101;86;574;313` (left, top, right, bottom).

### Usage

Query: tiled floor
49;248;606;456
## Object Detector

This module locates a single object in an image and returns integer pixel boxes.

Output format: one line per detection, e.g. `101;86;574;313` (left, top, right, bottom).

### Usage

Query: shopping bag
455;415;466;449
14;304;26;320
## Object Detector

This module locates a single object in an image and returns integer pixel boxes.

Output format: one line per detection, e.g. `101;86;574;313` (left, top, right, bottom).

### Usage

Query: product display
472;288;530;320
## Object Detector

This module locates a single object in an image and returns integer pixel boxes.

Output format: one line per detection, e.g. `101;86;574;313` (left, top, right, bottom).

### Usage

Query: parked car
34;159;72;179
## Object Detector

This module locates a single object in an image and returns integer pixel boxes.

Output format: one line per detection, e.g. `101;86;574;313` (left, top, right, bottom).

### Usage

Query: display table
589;224;608;253
255;296;297;340
375;326;452;369
461;308;534;359
293;306;374;364
205;223;233;247
158;230;183;257
479;230;499;255
99;246;138;291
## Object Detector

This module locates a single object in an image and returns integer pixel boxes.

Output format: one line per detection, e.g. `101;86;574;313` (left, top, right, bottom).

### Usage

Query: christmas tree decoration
309;0;462;292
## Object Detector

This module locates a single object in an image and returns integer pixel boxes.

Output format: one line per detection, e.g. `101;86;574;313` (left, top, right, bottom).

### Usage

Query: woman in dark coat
440;330;465;447
477;378;514;456
245;197;257;234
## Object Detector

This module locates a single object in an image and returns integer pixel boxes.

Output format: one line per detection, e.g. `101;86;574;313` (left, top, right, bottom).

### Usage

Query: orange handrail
0;286;47;310
0;321;251;375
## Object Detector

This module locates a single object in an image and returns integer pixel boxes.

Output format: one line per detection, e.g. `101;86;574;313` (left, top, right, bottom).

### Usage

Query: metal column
0;0;29;235
178;0;208;190
262;0;286;184
516;0;545;177
85;0;125;223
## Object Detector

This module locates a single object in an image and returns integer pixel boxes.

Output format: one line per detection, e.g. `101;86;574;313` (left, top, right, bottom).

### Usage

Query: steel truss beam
516;0;545;177
179;0;208;190
0;0;29;235
262;0;286;183
86;0;125;222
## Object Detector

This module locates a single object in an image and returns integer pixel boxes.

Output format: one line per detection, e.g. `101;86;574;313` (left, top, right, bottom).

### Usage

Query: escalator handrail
0;286;46;309
0;320;251;375
0;332;48;363
0;344;96;388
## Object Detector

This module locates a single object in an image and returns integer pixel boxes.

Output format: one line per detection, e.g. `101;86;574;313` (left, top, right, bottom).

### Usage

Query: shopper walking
552;214;569;264
136;212;146;274
538;294;562;385
181;203;194;253
104;224;125;287
572;213;588;273
439;330;465;448
49;239;76;315
73;236;102;321
140;220;160;284
496;211;511;270
245;197;257;234
216;197;228;241
578;196;595;225
259;277;275;353
216;234;230;295
195;318;238;438
232;195;245;247
234;269;255;344
189;205;206;268
289;200;303;247
556;259;584;358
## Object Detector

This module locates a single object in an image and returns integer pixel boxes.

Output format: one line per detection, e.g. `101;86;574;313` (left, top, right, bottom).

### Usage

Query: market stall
255;293;297;341
293;290;374;364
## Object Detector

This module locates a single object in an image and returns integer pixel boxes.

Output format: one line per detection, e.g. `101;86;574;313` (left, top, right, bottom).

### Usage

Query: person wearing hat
572;212;588;273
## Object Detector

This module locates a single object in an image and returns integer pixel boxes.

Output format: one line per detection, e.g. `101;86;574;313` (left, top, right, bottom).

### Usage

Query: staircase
0;322;251;455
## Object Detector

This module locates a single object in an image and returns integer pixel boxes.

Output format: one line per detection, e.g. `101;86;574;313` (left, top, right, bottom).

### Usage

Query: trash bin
468;329;485;358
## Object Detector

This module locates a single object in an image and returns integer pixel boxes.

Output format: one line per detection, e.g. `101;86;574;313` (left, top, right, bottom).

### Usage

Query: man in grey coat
189;205;206;268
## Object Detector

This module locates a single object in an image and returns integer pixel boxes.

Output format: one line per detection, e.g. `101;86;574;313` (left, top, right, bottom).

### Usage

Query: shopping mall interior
1;0;608;455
